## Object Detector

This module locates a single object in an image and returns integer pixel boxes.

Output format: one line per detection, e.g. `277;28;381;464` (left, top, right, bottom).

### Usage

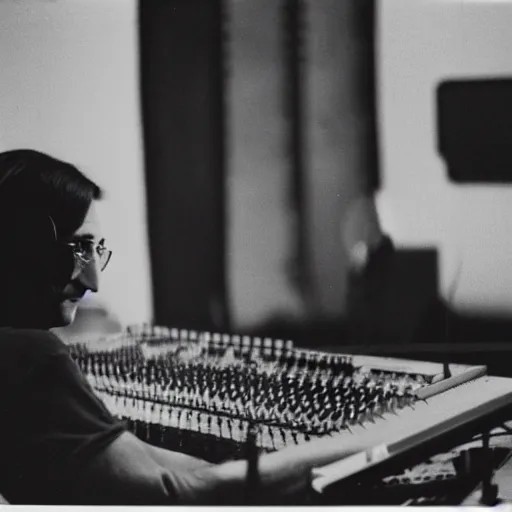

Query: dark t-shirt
0;327;126;504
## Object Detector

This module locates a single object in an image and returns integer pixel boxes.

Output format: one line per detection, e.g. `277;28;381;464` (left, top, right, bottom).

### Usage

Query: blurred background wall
3;0;512;344
227;0;379;329
139;0;380;336
0;0;153;329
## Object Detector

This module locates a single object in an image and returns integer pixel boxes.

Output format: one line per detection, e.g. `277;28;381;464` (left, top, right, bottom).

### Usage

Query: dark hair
0;149;102;240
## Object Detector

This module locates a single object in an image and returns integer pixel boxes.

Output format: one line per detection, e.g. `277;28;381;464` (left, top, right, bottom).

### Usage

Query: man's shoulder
0;329;68;404
0;327;67;363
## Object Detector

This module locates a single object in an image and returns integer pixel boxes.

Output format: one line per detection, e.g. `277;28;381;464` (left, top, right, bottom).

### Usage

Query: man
0;149;359;504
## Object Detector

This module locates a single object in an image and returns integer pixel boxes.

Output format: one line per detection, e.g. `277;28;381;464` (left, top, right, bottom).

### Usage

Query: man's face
53;202;102;327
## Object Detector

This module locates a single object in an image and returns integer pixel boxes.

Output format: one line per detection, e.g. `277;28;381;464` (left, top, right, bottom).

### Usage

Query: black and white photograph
1;0;512;506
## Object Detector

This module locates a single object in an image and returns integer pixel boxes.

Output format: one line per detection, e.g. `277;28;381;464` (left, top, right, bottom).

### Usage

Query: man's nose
77;259;99;293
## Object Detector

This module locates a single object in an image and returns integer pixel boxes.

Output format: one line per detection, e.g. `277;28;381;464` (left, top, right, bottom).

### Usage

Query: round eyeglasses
65;238;112;274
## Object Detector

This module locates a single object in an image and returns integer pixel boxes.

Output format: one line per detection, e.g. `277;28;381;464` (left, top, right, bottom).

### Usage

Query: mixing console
69;324;482;466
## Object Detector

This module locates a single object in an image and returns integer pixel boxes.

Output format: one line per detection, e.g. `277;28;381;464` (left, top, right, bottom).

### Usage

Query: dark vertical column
139;0;229;330
283;0;311;305
357;0;380;192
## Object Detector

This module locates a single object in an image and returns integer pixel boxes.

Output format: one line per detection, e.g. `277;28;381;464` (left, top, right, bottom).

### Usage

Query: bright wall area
377;0;512;316
0;0;153;327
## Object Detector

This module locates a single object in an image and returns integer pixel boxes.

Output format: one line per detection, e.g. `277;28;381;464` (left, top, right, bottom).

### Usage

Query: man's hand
181;456;310;505
184;436;365;505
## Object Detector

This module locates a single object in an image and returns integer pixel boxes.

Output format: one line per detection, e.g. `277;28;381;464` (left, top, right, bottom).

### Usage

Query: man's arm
71;432;292;505
173;433;367;505
71;432;244;505
143;441;213;472
70;432;180;504
71;430;362;505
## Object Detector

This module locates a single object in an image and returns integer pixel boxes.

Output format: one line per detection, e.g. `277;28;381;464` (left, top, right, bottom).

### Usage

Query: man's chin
55;300;79;327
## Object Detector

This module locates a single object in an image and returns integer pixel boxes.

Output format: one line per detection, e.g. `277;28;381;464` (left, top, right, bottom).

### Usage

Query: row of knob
85;361;416;435
97;390;316;452
125;324;295;351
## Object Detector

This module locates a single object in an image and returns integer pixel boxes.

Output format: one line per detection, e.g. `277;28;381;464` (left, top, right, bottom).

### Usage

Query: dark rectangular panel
438;79;512;183
139;0;228;330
